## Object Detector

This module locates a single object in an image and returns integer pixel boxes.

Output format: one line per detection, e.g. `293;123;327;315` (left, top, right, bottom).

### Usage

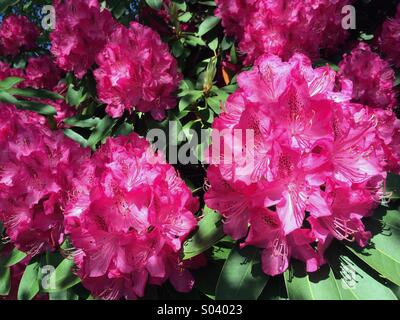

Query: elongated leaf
0;90;19;105
64;116;100;128
49;289;79;300
63;129;88;147
215;245;269;300
43;258;80;293
326;241;397;300
183;207;224;260
145;0;162;10
18;259;40;300
0;77;24;90
0;0;19;13
197;16;220;37
260;276;288;300
17;100;57;115
8;88;63;100
284;261;346;300
87;116;116;149
0;267;11;295
346;208;400;286
0;247;26;268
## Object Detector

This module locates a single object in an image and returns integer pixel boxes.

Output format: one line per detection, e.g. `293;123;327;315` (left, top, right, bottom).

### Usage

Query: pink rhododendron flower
0;104;89;255
378;4;400;68
0;15;39;56
338;43;397;110
50;0;116;78
205;53;388;276
64;133;198;300
215;0;351;64
94;22;182;120
0;61;24;83
25;56;62;90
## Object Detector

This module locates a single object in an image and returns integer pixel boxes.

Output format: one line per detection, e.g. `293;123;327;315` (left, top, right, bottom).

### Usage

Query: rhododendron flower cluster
64;133;198;300
94;22;182;120
378;4;400;68
338;43;397;110
24;56;62;90
215;0;351;64
205;53;391;276
0;15;39;56
50;0;116;78
0;104;89;255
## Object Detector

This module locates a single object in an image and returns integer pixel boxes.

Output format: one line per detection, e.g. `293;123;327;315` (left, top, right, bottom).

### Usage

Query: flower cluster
215;0;351;64
50;0;116;78
0;104;89;255
24;56;62;90
378;4;400;68
94;22;182;120
64;133;198;300
338;43;397;110
0;15;39;56
205;54;391;276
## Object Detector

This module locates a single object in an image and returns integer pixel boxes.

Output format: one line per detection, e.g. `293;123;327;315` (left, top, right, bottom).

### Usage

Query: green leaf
345;208;400;286
18;259;40;300
87;116;116;150
325;241;398;300
183;206;224;260
215;245;269;300
8;88;63;100
0;247;27;268
64;116;100;128
66;84;86;107
197;16;220;37
0;77;24;90
49;289;79;300
284;261;346;300
145;0;162;10
17;100;57;116
260;276;288;300
0;267;11;295
0;0;19;13
0;90;20;105
43;258;80;293
63;129;89;147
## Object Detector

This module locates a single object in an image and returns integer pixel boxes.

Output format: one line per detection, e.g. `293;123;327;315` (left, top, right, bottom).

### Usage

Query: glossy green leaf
215;245;269;300
197;16;220;37
0;77;24;90
145;0;162;10
0;267;11;295
87;116;116;150
0;247;27;268
284;261;346;300
183;207;224;260
17;100;57;116
64;129;88;147
326;241;397;300
43;258;80;293
18;259;40;300
345;208;400;286
8;88;63;100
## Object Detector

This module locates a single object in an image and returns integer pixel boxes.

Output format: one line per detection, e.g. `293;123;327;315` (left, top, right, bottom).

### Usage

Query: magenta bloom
25;56;62;90
0;15;39;56
64;133;198;299
0;61;24;83
205;54;387;276
339;43;397;110
0;104;89;255
50;0;116;78
378;4;400;68
216;0;351;64
94;22;182;120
